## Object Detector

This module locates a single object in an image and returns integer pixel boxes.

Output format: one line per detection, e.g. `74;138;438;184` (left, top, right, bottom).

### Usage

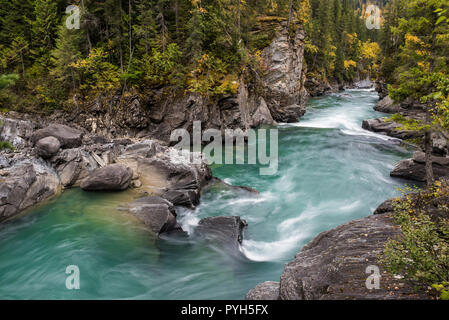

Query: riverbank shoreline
246;86;444;300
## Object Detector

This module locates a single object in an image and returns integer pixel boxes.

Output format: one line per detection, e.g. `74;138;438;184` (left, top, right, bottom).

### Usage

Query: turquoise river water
0;89;413;299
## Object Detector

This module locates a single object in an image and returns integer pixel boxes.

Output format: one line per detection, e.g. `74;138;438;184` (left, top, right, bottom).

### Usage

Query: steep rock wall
46;23;308;142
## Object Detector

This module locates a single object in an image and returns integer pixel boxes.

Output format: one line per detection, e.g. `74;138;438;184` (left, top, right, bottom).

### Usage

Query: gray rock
374;198;396;215
390;155;449;182
260;23;308;123
374;96;401;114
162;189;199;208
50;148;100;187
80;164;133;191
0;116;36;148
32;124;84;149
125;196;181;235
304;78;337;97
36;136;60;158
277;214;428;300
412;151;449;166
375;81;389;100
0;162;60;222
195;216;248;249
246;282;280;300
362;118;422;140
251;98;275;127
0;155;9;169
117;140;212;203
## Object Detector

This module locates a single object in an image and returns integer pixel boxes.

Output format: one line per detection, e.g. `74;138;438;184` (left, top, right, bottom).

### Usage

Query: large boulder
0;162;60;222
80;164;133;191
32;124;84;149
246;282;280;300
116;140;212;203
36;136;60;159
124;196;181;235
276;214;428;300
195;216;247;250
161;189;200;209
390;152;449;182
273;104;307;123
374;96;401;114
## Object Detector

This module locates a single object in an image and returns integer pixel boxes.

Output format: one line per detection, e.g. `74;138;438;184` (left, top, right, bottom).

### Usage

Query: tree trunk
424;31;437;188
80;0;92;52
288;0;294;30
425;107;435;189
129;0;132;60
20;52;25;78
237;0;241;40
174;0;179;39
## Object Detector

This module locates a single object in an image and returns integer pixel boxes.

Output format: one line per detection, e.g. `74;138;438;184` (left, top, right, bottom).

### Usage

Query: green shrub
381;181;449;300
0;141;14;151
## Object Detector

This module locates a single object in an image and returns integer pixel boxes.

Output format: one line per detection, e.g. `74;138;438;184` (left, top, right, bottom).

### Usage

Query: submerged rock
80;164;133;191
246;282;280;300
125;196;181;235
32;124;84;149
36;136;60;159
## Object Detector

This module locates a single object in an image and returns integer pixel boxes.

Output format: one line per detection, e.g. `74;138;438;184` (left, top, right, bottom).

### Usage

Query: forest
0;0;380;112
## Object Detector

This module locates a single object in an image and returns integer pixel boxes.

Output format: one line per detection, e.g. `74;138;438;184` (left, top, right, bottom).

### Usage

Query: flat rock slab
81;164;133;191
362;118;422;140
32;124;83;149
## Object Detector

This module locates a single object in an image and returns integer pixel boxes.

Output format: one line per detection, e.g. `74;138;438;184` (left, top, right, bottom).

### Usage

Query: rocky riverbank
362;85;449;183
246;202;430;300
0;115;258;252
246;85;447;301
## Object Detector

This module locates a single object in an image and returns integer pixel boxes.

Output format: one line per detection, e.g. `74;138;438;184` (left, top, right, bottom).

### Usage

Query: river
0;89;413;299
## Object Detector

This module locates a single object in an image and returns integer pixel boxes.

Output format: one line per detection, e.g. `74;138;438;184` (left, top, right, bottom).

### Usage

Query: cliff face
45;23;307;142
259;23;308;123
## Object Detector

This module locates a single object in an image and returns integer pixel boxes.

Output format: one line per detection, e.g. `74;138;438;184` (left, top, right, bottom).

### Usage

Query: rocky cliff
23;22;308;142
